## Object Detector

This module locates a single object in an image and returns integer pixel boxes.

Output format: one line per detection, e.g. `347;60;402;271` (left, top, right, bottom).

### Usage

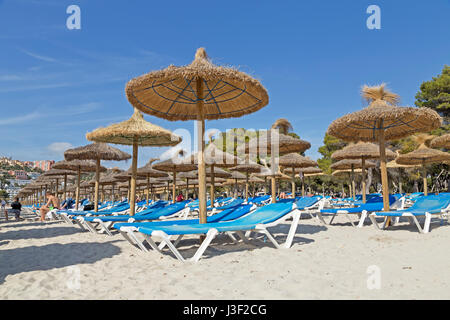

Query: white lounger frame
130;203;317;263
78;206;191;236
315;197;406;228
368;204;450;234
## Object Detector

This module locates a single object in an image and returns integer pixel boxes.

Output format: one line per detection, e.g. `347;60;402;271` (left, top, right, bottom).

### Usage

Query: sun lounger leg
358;211;367;228
329;212;337;225
97;221;113;236
190;228;219;263
369;214;382;230
235;230;252;244
257;228;281;249
423;213;431;233
315;212;327;225
83;220;99;234
74;218;88;231
225;232;238;243
283;211;301;248
151;231;186;262
344;212;356;227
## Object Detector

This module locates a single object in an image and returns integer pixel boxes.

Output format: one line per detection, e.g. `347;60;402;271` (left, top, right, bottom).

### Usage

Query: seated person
60;197;75;210
39;192;60;221
8;197;22;221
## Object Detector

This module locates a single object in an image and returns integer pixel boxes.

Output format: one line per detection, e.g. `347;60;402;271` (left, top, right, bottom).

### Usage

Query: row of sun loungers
47;192;449;262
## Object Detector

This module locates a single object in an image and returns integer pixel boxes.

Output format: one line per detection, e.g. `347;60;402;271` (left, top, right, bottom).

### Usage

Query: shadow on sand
142;222;327;261
0;226;83;241
0;241;122;284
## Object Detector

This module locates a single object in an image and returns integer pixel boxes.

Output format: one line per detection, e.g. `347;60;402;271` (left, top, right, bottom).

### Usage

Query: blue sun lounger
211;198;244;212
115;204;255;251
317;195;400;227
136;202;305;262
369;194;450;233
77;201;189;235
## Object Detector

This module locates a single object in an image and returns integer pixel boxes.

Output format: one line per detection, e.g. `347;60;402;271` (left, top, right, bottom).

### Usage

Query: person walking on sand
39;192;60;221
9;197;22;221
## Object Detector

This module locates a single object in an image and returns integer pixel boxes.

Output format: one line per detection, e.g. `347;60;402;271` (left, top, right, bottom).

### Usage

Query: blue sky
0;0;449;169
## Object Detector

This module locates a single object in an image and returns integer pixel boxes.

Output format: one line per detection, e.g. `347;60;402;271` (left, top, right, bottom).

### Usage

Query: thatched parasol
396;134;450;195
331;159;376;200
430;133;450;149
153;151;197;203
239;119;311;203
52;159;106;209
229;158;264;201
177;170;198;199
64;142;131;212
86;109;181;215
228;171;247;198
43;169;76;201
137;158;168;204
327;84;441;211
126;47;269;229
331;141;396;203
279;153;317;197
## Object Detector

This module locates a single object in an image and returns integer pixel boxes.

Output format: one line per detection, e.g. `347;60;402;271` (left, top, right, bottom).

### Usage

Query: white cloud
0;111;41;125
20;49;58;63
47;142;73;155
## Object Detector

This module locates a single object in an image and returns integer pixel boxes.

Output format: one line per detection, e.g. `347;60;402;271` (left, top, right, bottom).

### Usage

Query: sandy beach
1;209;449;300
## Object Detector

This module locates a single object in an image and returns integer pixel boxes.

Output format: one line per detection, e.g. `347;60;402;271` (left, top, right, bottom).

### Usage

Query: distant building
33;160;55;171
12;170;28;180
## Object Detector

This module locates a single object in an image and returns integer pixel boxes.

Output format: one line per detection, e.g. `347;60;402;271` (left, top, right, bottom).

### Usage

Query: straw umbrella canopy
126;47;269;228
137;158;168;204
86;109;181;215
153;151;197;203
386;154;420;194
52;159;106;210
430;133;450;149
177;170;198;199
194;135;239;204
331;142;396;203
64;143;131;212
229;159;264;201
327;84;442;211
279;153;317;197
331;159;376;200
239;119;311;203
396;134;450;195
228;171;247;198
43;169;76;201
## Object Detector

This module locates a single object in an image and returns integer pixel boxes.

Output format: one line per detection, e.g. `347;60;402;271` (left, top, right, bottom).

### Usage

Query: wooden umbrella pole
166;181;170;201
112;184;115;203
291;166;295;198
186;178;189;199
172;170;177;203
76;167;80;210
127;179;131;202
301;173;305;197
377;120;390;212
422;160;428;196
146;175;150;205
101;184;104;203
210;165;215;205
55;178;59;198
351;165;356;201
63;174;67;201
130;139;138;216
196;77;207;225
94;158;100;212
361;158;366;203
245;172;249;202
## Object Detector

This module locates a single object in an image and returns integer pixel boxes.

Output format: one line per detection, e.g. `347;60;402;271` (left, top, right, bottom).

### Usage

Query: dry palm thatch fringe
430;133;450;149
361;83;400;105
396;133;450;165
125;48;269;121
271;118;293;135
327;85;442;142
331;141;396;160
330;159;376;170
86;109;182;147
64;143;131;162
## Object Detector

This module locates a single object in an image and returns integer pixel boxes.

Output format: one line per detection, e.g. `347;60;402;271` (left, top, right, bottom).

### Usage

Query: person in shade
39;192;60;221
8;197;22;221
176;192;184;202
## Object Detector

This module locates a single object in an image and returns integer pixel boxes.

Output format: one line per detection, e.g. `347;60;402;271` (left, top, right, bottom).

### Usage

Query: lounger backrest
294;196;320;209
409;195;450;211
216;198;244;210
208;204;253;222
230;203;293;225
